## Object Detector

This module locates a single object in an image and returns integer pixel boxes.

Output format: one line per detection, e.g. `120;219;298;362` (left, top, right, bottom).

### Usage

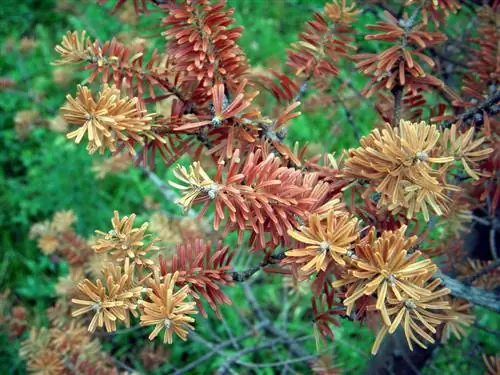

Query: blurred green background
0;0;498;374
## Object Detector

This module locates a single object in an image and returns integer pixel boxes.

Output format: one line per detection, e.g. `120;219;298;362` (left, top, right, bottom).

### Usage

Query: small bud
211;115;223;127
319;241;330;252
386;274;396;287
415;151;429;162
404;300;417;310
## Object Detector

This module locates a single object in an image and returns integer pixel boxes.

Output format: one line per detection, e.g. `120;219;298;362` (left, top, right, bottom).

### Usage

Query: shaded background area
0;0;498;374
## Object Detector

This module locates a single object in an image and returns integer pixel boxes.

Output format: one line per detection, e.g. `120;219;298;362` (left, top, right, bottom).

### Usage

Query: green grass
0;1;498;374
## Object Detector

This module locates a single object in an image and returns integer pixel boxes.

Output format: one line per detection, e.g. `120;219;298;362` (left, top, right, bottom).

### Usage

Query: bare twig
242;283;311;359
92;325;143;337
487;195;498;259
230;251;286;282
490;225;498;260
441;90;500;128
391;85;404;127
339;93;361;140
435;271;500;312
137;163;196;218
236;352;321;369
462;258;500;285
221;316;241;350
216;335;313;375
112;357;141;374
294;72;314;102
472;215;492;226
173;323;269;375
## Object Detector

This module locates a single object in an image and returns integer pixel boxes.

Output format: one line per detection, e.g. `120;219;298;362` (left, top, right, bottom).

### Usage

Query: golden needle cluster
286;211;360;272
331;226;454;354
72;261;144;332
169;162;220;211
139;271;198;344
344;120;492;221
93;210;158;267
65;211;199;344
61;84;152;155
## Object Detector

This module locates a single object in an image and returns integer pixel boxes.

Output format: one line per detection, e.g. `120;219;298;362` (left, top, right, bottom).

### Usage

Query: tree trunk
364;329;438;375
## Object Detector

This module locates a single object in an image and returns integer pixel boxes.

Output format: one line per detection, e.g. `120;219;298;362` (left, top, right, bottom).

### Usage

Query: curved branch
436;271;500;313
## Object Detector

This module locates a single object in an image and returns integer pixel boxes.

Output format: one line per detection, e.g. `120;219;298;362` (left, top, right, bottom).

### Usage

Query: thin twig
490;224;498;260
138;163;196;218
429;48;468;69
216;335;313;375
280;282;290;330
221;316;241;350
112;357;142;374
339;94;361;140
441;91;500;128
294;72;314;102
487;194;498;259
236;352;320;369
242;283;311;358
92;324;143;337
230;251;286;282
472;215;492;226
173;324;269;375
391;85;404;127
399;345;422;375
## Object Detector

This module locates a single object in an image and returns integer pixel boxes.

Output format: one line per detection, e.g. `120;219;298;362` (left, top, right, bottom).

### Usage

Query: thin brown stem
391;85;404;127
230;251;286;282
